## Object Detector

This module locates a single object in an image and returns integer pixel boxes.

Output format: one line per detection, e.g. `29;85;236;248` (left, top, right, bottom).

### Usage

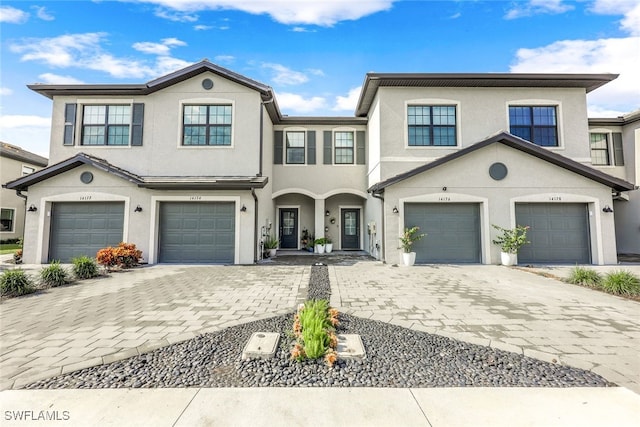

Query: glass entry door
341;209;360;249
279;208;298;249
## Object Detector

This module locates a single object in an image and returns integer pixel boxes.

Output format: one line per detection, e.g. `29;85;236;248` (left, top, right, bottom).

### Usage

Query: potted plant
399;226;425;266
314;237;326;254
325;235;333;253
492;224;530;266
264;235;279;258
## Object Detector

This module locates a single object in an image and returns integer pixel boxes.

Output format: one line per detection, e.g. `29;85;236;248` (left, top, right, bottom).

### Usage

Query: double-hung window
286;131;305;164
509;106;558;147
589;133;610;165
334;131;354;164
0;208;15;232
21;165;35;176
183;105;232;146
82;105;131;145
408;105;456;146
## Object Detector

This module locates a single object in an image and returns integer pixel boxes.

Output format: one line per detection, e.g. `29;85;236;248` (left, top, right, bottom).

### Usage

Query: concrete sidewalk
1;387;639;426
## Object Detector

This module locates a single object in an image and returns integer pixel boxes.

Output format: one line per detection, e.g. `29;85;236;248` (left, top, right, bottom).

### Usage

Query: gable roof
28;60;282;123
368;132;636;194
356;73;618;117
0;142;48;167
3;152;268;191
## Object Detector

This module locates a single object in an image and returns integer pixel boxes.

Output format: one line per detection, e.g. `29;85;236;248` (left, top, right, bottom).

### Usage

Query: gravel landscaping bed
26;265;613;389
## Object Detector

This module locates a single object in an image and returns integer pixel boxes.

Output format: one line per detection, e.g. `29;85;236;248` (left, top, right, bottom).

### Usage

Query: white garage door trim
398;193;490;264
37;192;130;263
149;195;241;264
510;193;602;264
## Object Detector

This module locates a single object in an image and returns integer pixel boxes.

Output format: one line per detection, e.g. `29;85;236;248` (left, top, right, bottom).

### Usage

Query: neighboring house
588;110;640;255
0;142;48;241
4;61;636;265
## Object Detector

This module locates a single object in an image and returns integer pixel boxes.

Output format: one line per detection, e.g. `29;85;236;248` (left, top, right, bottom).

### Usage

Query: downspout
370;189;386;263
258;102;264;177
252;188;258;263
16;189;28;258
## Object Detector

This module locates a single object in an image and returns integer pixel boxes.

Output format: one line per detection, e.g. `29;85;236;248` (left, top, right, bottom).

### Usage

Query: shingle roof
368;131;636;194
0;142;48;167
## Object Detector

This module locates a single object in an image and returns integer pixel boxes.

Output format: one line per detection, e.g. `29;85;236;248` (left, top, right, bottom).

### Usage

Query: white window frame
0;208;16;233
283;127;306;166
333;128;356;165
76;99;135;149
177;98;235;149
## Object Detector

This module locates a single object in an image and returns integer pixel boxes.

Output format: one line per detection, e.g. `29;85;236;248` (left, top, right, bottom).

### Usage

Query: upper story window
334;131;354;164
0;208;15;232
509;106;558;147
286;131;305;164
408;105;456;146
589;133;609;165
82;105;131;146
183;105;232;146
21;165;35;176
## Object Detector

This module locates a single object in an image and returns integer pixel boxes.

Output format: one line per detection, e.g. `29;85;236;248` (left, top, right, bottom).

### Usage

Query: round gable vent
489;162;508;181
202;78;214;90
80;171;94;184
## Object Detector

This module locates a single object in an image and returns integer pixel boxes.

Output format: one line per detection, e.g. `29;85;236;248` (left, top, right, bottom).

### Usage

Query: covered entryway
405;203;481;263
515;203;590;264
159;202;235;263
49;202;125;262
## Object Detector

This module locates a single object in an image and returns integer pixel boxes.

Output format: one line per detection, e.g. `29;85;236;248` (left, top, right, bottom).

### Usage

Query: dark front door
341;209;360;249
279;208;298;249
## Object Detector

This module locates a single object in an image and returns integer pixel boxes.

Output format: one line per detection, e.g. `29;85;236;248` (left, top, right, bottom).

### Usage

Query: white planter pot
402;252;416;266
315;244;325;254
268;249;277;258
501;252;517;266
325;243;333;253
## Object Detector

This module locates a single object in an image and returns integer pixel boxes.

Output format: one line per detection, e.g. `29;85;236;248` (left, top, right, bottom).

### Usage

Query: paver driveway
331;263;640;393
0;265;307;390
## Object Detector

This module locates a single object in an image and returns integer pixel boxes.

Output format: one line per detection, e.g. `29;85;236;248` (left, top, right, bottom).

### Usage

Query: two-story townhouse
0;143;48;241
588;110;640;255
360;73;635;265
4;61;635;265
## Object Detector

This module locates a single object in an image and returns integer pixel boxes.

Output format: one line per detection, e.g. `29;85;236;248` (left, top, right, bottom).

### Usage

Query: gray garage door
159;202;235;263
405;203;481;263
49;202;124;262
515;203;590;264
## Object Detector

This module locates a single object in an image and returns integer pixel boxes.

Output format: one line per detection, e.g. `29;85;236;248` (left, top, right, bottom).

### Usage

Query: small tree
492;224;530;254
399;226;425;253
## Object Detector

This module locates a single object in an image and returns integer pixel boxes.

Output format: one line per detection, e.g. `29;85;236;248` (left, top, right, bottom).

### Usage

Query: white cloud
511;37;640;113
276;92;327;113
291;26;316;33
262;63;309;85
505;0;574;19
133;0;394;26
154;8;198;22
0;6;29;23
133;38;186;55
32;5;54;21
10;32;107;67
0;87;13;96
194;24;212;30
213;55;235;63
333;87;361;112
38;73;85;84
0;115;51;129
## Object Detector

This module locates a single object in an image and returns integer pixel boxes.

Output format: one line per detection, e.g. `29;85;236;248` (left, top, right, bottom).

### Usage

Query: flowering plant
398;226;425;253
492;224;530;254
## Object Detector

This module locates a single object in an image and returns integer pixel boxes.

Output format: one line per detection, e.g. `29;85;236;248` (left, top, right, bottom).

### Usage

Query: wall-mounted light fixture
134;205;143;212
442;186;447;192
27;204;37;212
240;205;247;212
392;206;399;214
325;210;330;216
602;205;614;213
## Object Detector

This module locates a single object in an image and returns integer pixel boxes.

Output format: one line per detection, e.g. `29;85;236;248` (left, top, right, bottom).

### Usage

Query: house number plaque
189;196;202;200
549;196;562;201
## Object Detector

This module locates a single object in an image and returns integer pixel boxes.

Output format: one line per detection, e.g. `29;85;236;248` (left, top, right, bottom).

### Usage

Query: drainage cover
336;334;366;360
242;332;280;360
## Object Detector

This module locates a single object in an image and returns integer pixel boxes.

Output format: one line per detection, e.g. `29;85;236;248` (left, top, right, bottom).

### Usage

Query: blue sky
1;0;639;157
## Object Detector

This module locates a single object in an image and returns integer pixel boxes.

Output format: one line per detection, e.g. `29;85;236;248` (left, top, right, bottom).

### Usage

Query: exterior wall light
27;204;37;212
602;205;614;213
325;210;330;216
134;205;143;212
240;205;247;212
392;206;399;214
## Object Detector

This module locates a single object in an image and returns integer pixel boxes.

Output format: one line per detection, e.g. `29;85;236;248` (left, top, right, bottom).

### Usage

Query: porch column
314;198;325;245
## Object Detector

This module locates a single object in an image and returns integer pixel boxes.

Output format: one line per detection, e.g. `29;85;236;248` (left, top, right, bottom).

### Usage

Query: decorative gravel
26;265;613;389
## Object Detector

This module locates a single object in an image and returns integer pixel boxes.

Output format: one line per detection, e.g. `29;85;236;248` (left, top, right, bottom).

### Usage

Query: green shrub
40;261;69;287
566;266;602;287
1;269;35;297
72;256;99;279
600;270;640;296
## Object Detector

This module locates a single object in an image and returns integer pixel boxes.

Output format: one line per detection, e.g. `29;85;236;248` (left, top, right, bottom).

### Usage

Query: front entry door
341;209;360;250
279;208;298;249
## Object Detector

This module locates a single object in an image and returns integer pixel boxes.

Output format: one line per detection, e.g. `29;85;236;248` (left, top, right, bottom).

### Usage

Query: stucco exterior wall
47;72;264;177
380;143;617;265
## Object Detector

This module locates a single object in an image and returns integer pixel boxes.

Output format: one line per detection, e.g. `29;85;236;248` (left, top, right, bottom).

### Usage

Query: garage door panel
405;203;481;263
49;202;124;262
516;203;590;264
159;202;235;263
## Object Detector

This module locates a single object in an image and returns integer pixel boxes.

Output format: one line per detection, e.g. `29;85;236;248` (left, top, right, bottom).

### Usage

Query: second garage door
515;203;591;264
405;203;481;263
159;202;235;263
